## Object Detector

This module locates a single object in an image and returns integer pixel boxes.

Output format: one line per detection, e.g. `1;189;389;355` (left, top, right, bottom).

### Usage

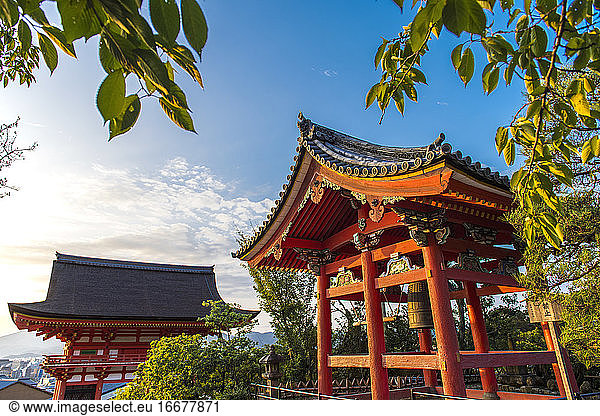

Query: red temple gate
9;253;257;400
234;114;578;400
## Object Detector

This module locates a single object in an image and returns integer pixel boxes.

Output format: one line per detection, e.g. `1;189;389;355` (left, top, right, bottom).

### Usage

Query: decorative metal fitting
380;252;420;277
331;267;360;288
392;207;450;247
464;223;497;245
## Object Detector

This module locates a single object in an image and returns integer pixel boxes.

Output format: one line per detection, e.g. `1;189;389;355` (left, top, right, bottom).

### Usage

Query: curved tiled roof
297;113;509;187
232;113;511;259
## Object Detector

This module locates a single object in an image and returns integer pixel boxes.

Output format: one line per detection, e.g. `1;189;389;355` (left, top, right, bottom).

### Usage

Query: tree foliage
114;301;263;400
248;266;317;382
0;118;36;198
0;0;207;139
369;0;600;249
113;334;264;400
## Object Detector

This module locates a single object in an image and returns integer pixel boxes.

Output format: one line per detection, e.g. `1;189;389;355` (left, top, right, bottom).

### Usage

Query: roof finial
433;132;445;147
297;112;312;137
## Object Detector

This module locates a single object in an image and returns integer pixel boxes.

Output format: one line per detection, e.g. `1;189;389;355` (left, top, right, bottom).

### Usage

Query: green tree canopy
369;0;600;249
0;0;207;139
248;266;317;382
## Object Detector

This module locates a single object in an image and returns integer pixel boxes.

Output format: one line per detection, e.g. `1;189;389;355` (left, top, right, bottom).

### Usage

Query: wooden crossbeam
442;238;520;259
328;355;370;368
383;353;440;370
376;268;428;289
449;285;526;300
445;268;521;287
459;351;556;368
322;212;402;250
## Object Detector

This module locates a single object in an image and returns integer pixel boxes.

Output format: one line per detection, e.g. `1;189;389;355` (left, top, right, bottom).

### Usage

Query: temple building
233;113;578;400
8;253;257;400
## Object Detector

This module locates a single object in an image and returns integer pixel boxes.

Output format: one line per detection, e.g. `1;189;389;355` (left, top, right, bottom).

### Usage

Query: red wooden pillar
53;379;66;400
94;380;104;400
422;236;466;397
418;329;437;388
361;249;389;400
317;265;333;396
464;281;499;399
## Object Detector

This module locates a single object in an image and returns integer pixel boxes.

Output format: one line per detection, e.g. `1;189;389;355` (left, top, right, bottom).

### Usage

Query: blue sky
0;0;523;335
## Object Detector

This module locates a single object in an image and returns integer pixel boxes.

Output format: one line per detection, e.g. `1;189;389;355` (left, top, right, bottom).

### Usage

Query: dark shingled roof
9;253;258;322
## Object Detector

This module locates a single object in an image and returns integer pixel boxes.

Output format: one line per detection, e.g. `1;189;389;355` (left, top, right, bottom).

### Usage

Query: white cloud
0;157;274;335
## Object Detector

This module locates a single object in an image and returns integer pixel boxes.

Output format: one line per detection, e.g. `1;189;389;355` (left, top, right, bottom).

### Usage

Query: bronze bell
407;281;434;329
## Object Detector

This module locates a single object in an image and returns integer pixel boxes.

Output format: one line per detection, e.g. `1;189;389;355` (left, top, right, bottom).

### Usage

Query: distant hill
0;331;63;359
0;330;275;359
247;331;276;346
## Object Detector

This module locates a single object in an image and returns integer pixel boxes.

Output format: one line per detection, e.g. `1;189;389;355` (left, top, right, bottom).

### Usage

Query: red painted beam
322;211;401;250
449;285;526;300
326;282;363;299
442;238;520;260
445;268;521;287
328;354;370;368
376;268;428;289
281;237;323;250
459;351;556;368
382;353;439;370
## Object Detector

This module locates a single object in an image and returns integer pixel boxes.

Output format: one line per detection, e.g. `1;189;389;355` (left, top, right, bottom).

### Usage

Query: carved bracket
358;217;367;231
494;256;519;276
380;252;420;277
340;189;361;210
366;195;384;223
294;248;334;274
464;223;497;245
393;207;450;247
353;230;384;252
452;249;486;273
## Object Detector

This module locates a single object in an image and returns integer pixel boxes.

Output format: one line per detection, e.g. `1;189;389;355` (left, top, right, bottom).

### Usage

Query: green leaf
451;43;463;70
410;0;445;50
374;41;388;69
134;48;171;94
403;82;418;102
181;0;208;57
531;26;548;57
109;94;141;140
458;47;475;86
18;20;32;51
38;33;58;74
96;71;126;122
42;26;77;58
366;83;379;109
442;0;486;36
159;97;196;132
57;0;102;43
150;0;180;44
504;137;516;165
526;100;542;119
570;93;591;117
409;68;427;84
495;126;508;154
393;90;405;115
99;36;123;73
0;0;19;27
